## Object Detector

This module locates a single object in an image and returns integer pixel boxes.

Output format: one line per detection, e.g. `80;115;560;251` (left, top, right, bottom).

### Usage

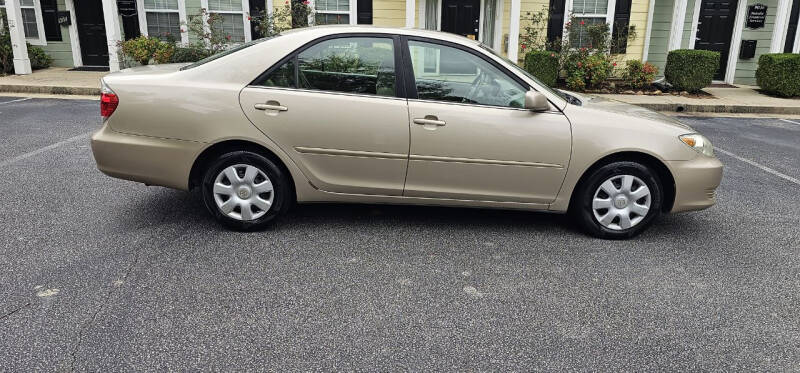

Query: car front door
402;39;572;204
240;35;409;196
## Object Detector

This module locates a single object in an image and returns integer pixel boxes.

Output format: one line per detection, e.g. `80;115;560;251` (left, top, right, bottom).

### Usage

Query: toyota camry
91;26;723;239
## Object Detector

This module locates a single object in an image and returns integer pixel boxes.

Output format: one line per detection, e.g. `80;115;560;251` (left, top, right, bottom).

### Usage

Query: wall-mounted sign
746;3;767;29
57;11;71;26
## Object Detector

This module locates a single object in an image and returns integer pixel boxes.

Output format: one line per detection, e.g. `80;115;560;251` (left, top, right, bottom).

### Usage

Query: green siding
646;0;674;77
39;0;73;67
734;0;779;85
680;0;695;49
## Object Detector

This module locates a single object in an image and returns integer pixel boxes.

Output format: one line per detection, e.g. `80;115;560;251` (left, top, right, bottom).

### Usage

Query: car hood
562;91;695;132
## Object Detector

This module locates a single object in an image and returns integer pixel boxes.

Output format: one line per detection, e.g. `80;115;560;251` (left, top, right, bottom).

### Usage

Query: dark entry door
695;0;737;80
441;0;480;40
76;0;109;66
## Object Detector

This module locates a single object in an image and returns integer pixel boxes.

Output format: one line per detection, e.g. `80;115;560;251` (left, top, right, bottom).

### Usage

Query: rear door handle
413;117;446;126
254;103;288;111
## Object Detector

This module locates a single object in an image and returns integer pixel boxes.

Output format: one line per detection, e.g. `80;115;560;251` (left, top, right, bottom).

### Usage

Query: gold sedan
91;26;722;239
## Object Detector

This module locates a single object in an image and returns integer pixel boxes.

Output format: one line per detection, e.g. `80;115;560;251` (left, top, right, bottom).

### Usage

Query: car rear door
402;38;572;204
240;34;409;196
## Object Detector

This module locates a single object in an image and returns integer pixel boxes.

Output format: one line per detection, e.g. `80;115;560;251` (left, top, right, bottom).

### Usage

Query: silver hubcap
592;175;651;230
213;164;274;221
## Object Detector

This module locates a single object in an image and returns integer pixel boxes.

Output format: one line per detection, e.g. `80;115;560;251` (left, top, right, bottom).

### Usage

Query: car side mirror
524;90;550;112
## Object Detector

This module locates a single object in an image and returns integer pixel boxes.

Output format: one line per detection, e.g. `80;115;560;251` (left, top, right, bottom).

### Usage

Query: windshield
181;37;273;70
479;44;566;100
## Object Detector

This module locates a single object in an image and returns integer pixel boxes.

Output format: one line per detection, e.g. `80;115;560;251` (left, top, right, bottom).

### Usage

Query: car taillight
100;81;118;118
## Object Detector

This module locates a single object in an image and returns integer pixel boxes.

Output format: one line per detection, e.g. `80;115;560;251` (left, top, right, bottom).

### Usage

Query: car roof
281;25;483;46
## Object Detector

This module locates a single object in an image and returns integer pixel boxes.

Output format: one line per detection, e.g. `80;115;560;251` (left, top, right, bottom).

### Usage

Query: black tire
572;161;663;239
201;151;291;231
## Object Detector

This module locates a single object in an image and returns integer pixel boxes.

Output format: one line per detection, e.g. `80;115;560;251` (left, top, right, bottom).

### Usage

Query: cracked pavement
0;97;799;370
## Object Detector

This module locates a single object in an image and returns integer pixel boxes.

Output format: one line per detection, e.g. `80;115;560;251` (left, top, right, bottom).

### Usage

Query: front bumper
91;124;204;190
667;155;723;212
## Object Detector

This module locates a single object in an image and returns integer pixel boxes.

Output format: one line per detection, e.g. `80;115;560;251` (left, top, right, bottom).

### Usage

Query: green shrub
27;44;53;69
0;29;53;74
756;53;800;97
664;49;719;93
624;59;658;89
564;49;614;91
169;45;211;63
0;30;12;75
119;36;174;65
523;50;558;86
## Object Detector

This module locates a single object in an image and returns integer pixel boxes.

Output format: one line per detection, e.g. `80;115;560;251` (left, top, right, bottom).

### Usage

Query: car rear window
180;37;273;70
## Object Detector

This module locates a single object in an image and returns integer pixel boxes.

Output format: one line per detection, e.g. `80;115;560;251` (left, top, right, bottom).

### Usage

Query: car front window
408;41;527;108
478;44;566;101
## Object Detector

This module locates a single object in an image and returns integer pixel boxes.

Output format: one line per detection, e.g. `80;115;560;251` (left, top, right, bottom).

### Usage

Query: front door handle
254;102;288;111
413;117;446;126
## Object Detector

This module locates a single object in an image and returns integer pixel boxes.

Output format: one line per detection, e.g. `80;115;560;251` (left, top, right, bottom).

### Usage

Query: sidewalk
0;68;105;96
2;68;800;114
595;85;800;114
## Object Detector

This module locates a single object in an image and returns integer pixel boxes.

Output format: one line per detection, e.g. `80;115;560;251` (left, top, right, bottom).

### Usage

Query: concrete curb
629;102;800;114
0;84;100;96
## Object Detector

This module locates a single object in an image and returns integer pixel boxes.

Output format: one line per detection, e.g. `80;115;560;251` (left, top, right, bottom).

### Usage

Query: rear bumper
667;155;723;213
91;124;203;190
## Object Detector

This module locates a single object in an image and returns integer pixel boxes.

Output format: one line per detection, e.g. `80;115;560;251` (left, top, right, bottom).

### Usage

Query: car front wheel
573;161;663;239
201;151;290;230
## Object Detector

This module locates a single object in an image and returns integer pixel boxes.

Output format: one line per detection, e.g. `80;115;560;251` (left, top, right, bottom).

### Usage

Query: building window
208;0;247;42
315;0;350;25
569;0;612;48
143;0;181;40
0;0;46;44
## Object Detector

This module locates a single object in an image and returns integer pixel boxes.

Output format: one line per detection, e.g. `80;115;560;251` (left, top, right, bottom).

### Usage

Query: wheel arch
188;139;297;201
569;151;676;213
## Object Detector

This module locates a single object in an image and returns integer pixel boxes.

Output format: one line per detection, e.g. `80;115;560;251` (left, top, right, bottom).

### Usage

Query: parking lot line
779;118;800;126
715;147;800;186
0;97;31;105
0;131;94;168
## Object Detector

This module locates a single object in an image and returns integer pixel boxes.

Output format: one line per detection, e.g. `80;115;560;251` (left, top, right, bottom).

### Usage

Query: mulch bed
578;86;716;99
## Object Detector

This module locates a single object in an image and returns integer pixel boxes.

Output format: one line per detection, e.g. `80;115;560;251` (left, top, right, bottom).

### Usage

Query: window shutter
785;0;800;52
611;0;632;54
357;0;372;24
41;0;62;41
546;0;566;45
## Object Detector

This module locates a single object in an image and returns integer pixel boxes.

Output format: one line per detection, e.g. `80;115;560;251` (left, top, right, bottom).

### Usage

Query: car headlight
679;134;714;157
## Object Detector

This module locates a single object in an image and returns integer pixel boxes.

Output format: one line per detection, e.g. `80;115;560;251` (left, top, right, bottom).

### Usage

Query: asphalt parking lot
1;96;798;371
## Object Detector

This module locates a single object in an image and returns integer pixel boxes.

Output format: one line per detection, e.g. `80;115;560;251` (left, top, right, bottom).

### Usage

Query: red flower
580;20;585;25
226;35;232;40
247;16;252;20
521;44;526;49
612;62;617;66
303;0;309;4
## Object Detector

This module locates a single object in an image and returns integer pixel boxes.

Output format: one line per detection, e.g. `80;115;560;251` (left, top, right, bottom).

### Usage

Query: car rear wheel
573;161;663;239
201;151;290;230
